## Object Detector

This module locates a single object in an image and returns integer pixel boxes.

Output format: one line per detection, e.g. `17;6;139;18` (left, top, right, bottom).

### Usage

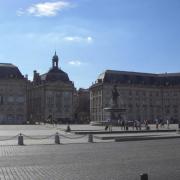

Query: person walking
105;124;108;131
121;120;125;130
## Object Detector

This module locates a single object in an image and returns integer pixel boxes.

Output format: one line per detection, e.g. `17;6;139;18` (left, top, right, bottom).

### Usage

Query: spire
52;51;59;68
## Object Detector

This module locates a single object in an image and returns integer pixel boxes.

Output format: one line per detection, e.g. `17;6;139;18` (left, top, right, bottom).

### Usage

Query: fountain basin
104;107;126;113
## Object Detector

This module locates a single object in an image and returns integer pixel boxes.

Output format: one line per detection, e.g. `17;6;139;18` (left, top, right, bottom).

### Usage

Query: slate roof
95;70;180;86
0;63;24;79
40;67;70;83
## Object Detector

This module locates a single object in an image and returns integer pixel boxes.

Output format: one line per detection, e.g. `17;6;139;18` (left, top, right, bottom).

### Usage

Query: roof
95;70;180;86
37;52;72;83
78;88;89;93
0;63;24;79
40;67;70;82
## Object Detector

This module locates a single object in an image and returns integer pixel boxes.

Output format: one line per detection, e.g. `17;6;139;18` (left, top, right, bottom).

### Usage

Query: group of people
104;118;171;131
120;120;142;131
104;119;142;131
155;119;170;129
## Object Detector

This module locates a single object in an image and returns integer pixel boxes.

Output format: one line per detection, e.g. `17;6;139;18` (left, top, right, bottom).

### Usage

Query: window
64;92;72;104
64;92;71;98
7;115;15;121
136;91;139;96
64;105;69;113
7;96;14;103
56;94;62;111
16;115;23;121
173;105;178;114
129;90;132;96
0;95;3;105
16;96;25;103
47;96;54;107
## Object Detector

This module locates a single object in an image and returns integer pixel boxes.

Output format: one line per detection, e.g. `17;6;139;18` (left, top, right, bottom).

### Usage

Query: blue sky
0;0;180;88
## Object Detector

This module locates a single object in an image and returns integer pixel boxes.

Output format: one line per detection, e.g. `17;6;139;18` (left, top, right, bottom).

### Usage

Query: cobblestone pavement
0;139;180;179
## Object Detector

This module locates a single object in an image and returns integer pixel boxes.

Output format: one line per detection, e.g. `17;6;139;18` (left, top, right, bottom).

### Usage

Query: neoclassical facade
27;52;74;124
74;88;90;123
0;63;28;124
90;70;180;123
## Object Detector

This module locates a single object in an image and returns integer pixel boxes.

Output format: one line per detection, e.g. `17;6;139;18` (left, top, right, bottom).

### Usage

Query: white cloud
87;36;93;42
64;36;81;41
64;36;93;43
68;61;83;66
25;33;93;44
17;1;71;17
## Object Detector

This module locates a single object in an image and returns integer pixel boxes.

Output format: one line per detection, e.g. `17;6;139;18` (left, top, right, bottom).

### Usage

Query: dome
45;68;70;82
40;52;71;83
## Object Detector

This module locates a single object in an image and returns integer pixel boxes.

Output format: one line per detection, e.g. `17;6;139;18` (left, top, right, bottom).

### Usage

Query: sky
0;0;180;88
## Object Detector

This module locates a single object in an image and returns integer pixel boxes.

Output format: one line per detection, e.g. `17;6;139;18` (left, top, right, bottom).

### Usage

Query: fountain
104;85;126;125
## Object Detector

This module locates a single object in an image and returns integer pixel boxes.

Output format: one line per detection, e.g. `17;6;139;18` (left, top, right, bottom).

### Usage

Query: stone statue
112;85;119;107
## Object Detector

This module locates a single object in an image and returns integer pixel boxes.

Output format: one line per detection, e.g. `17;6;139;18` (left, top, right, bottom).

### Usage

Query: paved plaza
0;124;179;179
0;139;179;179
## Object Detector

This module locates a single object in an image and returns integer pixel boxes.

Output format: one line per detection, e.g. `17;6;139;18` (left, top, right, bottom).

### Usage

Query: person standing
155;118;159;130
167;119;170;129
121;120;125;130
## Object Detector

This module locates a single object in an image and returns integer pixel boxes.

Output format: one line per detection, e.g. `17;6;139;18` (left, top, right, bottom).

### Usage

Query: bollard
140;173;148;180
55;132;60;144
88;134;93;143
18;133;24;145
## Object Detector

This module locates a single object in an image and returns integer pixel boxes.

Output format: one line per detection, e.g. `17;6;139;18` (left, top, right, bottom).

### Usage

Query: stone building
0;63;27;124
74;88;90;123
27;52;74;124
90;70;180;123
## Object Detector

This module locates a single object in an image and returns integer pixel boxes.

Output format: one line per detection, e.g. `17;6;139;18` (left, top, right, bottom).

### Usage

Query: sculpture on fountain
111;85;119;108
104;84;126;125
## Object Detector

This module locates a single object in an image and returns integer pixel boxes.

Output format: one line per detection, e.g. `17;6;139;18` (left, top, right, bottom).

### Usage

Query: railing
0;132;93;145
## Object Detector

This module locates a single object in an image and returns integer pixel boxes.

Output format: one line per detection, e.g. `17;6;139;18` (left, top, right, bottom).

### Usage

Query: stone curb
115;135;180;142
94;135;157;140
75;129;176;135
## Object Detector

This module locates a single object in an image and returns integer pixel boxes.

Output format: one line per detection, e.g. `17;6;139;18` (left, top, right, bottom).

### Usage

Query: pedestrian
109;124;112;132
167;119;170;129
138;121;142;131
105;124;108;131
161;120;164;128
124;121;128;131
155;119;159;130
132;120;135;131
120;120;123;130
144;119;149;130
121;120;125;130
118;119;120;127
